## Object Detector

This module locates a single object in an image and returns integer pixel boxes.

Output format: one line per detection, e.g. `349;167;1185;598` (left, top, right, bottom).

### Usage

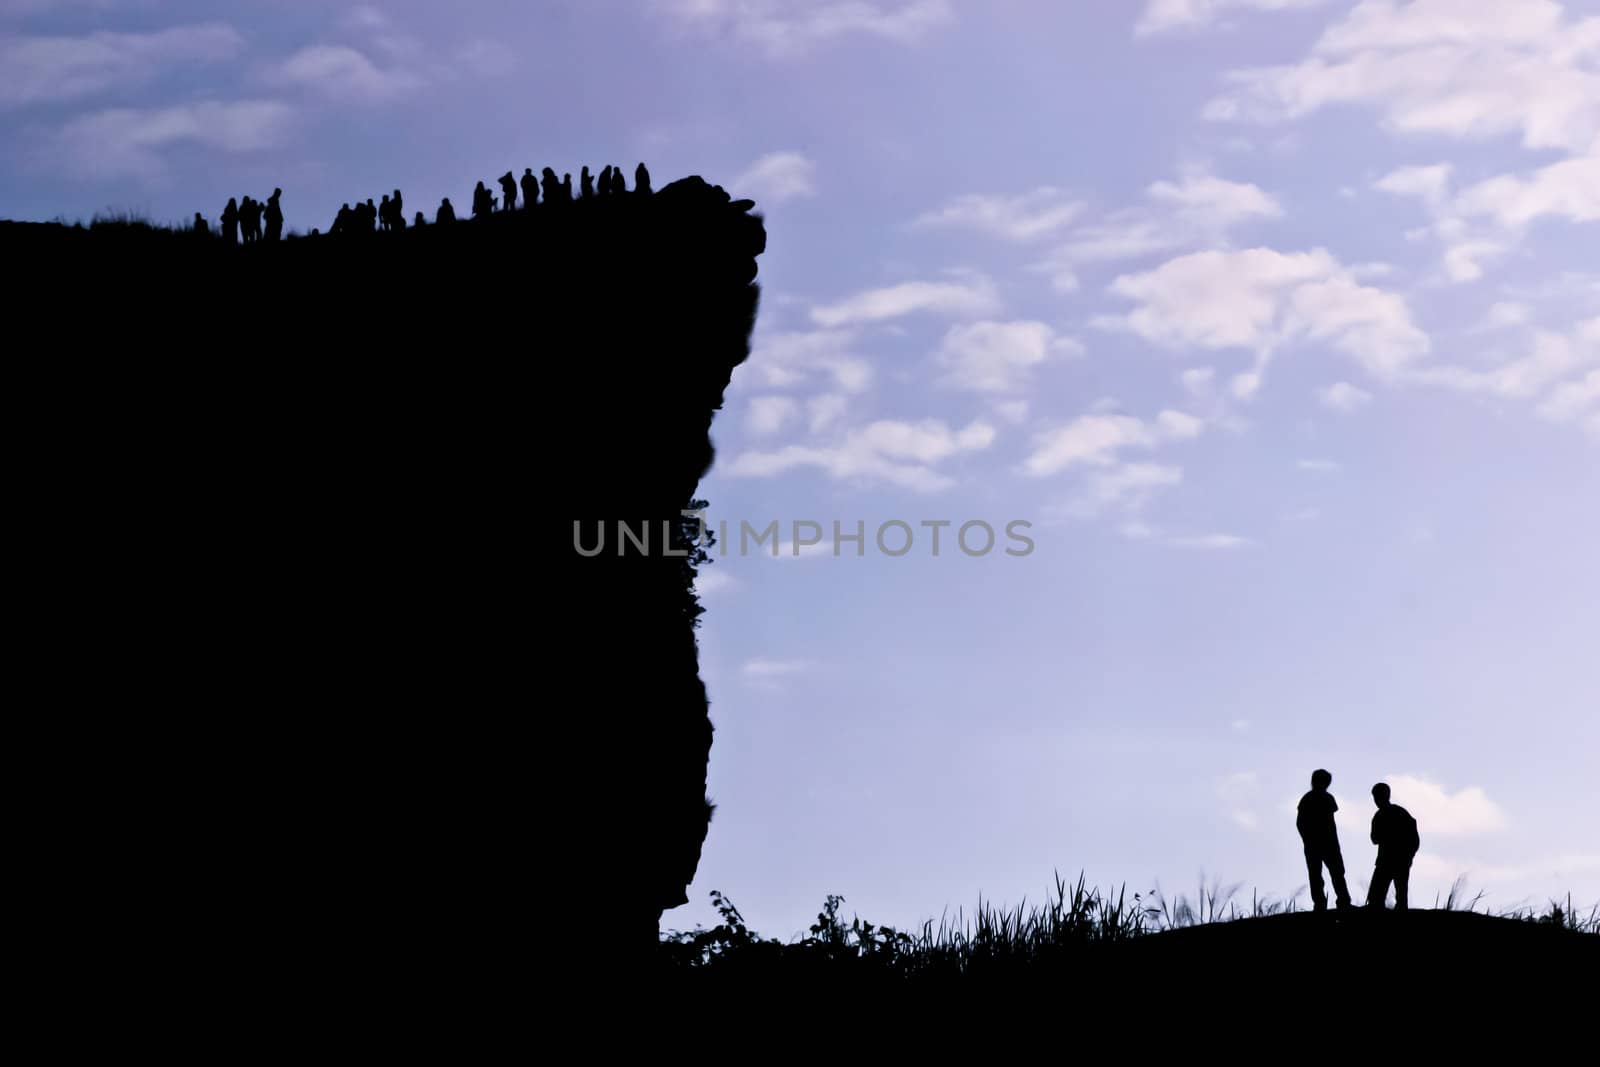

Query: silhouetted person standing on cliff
541;167;560;205
522;168;538;209
240;197;259;244
221;198;239;245
193;212;209;236
392;190;404;230
473;181;494;219
437;198;456;225
581;166;595;198
1367;783;1419;911
561;172;573;200
379;194;393;232
265;189;283;241
500;171;518;212
597;165;613;197
610;165;626;195
1297;769;1353;912
635;162;652;195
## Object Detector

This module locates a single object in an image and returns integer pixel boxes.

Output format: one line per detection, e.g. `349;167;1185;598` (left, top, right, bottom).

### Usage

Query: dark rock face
6;177;763;1001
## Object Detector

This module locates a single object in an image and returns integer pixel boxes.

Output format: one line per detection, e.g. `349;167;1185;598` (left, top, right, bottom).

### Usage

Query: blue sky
7;0;1596;936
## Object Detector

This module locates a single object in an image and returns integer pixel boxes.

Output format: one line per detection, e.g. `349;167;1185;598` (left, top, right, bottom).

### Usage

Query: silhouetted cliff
8;177;764;1011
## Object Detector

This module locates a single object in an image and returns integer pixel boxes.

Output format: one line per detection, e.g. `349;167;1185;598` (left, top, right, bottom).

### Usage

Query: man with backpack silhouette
1297;768;1353;912
1368;782;1420;911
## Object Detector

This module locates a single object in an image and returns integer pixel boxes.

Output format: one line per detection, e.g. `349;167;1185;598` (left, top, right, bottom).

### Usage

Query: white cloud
693;569;738;596
1216;770;1264;830
1415;330;1597;401
1440;240;1508;283
935;320;1081;393
277;44;423;101
913;187;1084;242
1136;0;1327;37
1124;522;1255;549
1068;462;1184;516
1207;0;1600;155
811;275;1000;328
1374;152;1596;283
1535;369;1600;424
1099;247;1429;389
1480;301;1531;331
1169;532;1254;549
747;329;872;393
985;401;1024;426
1413;851;1600;887
1298;458;1341;471
1383;774;1509;836
1146;173;1284;226
733;151;817;203
1179;367;1217;401
0;23;244;107
49;99;293;179
1036;172;1282;284
1454;147;1600;229
1375;162;1454;207
807;393;849;432
741;656;814;689
1319;381;1373;412
747;395;800;435
660;0;955;57
1024;409;1204;477
742;658;811;677
342;5;391;32
727;418;996;491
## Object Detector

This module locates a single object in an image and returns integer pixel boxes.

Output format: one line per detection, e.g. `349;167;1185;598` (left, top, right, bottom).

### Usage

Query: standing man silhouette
1297;769;1353;912
264;189;283;242
1367;783;1419;911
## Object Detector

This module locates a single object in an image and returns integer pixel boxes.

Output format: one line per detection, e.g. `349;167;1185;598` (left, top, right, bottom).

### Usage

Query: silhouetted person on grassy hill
581;166;595;198
239;197;257;244
562;173;573;200
379;194;393;232
413;211;425;229
331;203;352;235
392;190;404;230
610;165;626;195
437;198;456;225
473;181;494;219
1297;768;1353;912
597;165;613;197
254;198;265;242
364;199;379;233
500;171;518;212
522;168;538;209
1368;783;1419;911
221;197;239;245
265;189;283;241
635;162;652;195
541;167;560;204
193;212;208;236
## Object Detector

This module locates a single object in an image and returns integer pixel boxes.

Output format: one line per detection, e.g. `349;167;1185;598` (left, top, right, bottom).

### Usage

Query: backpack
1395;805;1419;856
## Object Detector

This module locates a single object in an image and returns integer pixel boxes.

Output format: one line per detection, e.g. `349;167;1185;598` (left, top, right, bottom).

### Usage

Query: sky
6;0;1596;937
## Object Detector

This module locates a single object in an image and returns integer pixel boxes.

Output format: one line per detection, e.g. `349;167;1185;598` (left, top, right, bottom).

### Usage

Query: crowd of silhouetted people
196;162;654;244
196;188;285;243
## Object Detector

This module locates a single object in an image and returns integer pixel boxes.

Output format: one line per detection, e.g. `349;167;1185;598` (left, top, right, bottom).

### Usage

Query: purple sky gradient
5;0;1596;937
